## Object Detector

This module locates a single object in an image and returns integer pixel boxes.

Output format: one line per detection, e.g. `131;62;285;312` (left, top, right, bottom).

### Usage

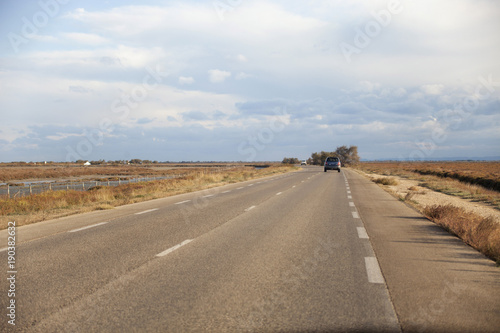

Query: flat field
0;162;270;183
356;161;500;191
355;161;500;208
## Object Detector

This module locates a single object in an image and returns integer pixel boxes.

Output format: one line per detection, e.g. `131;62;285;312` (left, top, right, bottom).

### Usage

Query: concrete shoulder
345;169;500;333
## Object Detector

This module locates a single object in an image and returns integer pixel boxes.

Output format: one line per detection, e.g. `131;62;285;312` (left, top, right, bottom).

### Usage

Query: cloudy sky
1;0;499;162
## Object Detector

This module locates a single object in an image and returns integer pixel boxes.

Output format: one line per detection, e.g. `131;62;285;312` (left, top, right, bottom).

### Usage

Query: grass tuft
373;177;399;186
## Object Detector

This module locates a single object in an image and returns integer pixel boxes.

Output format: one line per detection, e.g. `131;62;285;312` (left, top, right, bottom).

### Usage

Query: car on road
324;156;341;172
301;160;307;165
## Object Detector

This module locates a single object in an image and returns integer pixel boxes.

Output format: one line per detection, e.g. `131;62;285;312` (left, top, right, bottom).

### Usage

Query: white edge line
245;205;256;212
156;239;193;257
357;227;369;239
135;208;159;215
175;200;191;205
68;222;108;233
365;257;385;284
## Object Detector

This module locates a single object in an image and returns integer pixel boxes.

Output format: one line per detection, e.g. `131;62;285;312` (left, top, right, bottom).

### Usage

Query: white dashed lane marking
245;206;256;212
357;227;369;239
365;257;385;284
135;209;159;215
352;211;360;219
156;239;193;257
68;222;108;233
175;200;191;205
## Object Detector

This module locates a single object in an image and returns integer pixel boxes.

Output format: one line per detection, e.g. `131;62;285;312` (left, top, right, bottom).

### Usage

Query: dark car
324;156;341;172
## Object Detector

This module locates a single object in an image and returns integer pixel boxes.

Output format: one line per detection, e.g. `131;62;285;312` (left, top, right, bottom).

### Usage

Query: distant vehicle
324;157;341;172
301;160;307;165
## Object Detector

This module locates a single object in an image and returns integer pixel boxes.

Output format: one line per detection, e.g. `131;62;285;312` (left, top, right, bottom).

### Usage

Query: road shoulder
345;169;500;332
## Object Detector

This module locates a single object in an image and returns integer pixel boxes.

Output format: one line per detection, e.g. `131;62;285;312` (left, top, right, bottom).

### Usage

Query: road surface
1;167;499;332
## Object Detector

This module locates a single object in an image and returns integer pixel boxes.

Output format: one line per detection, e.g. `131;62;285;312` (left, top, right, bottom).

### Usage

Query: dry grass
0;165;297;229
373;177;399;186
423;205;500;264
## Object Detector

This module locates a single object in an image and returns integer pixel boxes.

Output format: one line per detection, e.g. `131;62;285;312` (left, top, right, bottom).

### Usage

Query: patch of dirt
355;170;500;223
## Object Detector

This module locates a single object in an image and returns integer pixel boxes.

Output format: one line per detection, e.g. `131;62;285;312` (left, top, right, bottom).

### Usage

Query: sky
1;0;499;162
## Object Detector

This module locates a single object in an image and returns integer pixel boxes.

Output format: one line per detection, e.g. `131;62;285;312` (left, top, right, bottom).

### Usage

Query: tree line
282;145;360;166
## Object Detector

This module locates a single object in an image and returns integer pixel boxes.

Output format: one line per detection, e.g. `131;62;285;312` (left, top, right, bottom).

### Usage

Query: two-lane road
1;167;400;332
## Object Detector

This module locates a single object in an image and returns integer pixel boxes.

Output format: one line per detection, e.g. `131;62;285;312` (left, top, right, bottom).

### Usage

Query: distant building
84;161;91;166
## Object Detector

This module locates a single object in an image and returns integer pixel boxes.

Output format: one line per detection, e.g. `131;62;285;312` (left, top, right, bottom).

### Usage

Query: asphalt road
1;166;499;332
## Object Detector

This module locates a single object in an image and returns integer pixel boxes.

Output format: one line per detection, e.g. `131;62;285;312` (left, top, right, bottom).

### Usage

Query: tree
334;145;360;166
308;146;360;166
281;157;300;164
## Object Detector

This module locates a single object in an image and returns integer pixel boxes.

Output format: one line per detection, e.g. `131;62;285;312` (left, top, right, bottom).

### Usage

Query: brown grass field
0;162;264;183
0;164;297;229
355;161;500;209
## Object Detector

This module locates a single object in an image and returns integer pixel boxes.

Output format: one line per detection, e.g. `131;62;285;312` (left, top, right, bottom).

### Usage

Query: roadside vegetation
424;205;500;264
0;165;297;229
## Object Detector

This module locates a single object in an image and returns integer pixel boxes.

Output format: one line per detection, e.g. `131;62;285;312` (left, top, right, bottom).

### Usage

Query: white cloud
208;69;231;83
62;32;108;45
178;76;195;85
420;84;444;95
235;72;253;80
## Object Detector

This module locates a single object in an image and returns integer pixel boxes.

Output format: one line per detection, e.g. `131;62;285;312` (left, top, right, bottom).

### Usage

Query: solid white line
357;227;369;239
349;202;355;207
245;205;256;211
156;239;193;257
352;211;360;219
175;200;191;205
202;194;214;198
68;222;108;233
276;192;282;195
135;208;159;215
365;257;385;284
222;190;231;193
